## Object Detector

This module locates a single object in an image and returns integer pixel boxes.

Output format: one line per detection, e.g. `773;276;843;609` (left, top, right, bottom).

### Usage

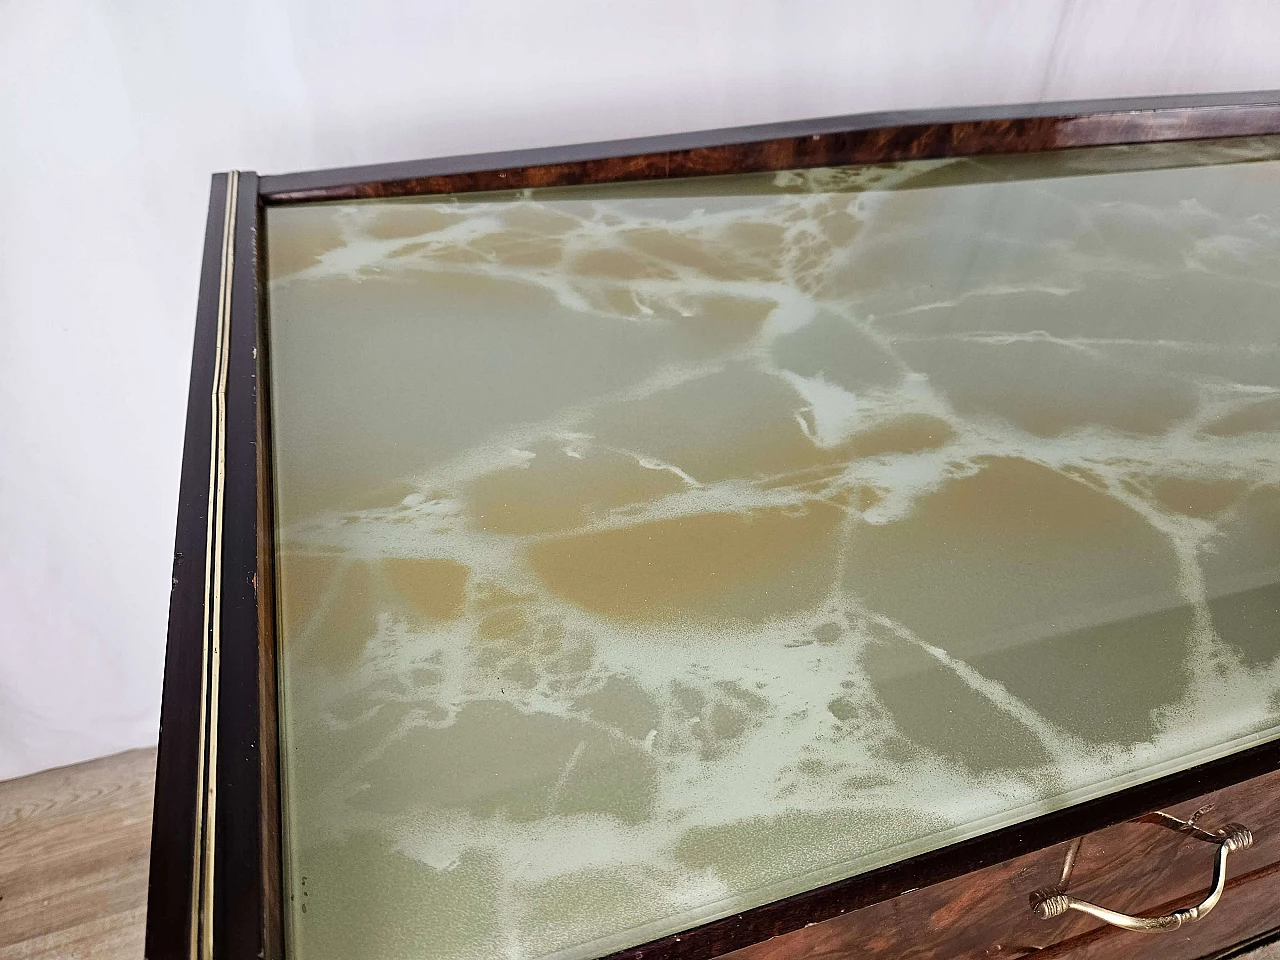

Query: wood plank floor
0;748;154;960
0;746;1277;959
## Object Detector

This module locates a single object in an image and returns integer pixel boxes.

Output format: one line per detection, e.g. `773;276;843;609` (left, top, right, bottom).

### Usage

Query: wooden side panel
723;767;1280;960
147;171;280;960
145;174;228;960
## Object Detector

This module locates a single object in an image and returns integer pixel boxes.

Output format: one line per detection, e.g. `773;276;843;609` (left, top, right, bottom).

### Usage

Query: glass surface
266;138;1280;960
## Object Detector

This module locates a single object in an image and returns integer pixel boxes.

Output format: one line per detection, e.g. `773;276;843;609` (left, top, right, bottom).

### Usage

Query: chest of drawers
147;91;1280;960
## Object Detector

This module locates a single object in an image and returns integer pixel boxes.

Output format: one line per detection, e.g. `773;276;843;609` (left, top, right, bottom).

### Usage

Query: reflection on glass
266;137;1280;960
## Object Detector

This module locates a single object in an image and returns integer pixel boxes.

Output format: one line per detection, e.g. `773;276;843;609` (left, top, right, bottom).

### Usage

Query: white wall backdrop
1;0;1278;781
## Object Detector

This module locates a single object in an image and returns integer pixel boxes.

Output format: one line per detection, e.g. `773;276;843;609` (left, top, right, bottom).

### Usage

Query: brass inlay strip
192;170;238;960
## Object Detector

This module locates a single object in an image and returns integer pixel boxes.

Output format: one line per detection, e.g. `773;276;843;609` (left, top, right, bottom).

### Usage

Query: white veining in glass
266;138;1280;960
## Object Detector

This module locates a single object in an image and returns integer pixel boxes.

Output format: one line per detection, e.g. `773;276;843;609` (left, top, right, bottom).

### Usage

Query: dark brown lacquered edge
255;195;286;960
146;173;228;960
146;171;281;960
259;90;1280;204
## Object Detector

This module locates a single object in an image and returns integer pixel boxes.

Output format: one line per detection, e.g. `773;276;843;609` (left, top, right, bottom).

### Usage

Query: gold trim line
192;169;238;960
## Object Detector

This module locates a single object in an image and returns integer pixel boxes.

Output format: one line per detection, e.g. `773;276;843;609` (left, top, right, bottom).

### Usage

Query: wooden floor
0;747;1278;959
0;748;154;960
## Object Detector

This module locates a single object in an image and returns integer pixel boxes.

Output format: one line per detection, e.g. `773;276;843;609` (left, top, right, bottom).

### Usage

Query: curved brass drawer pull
1030;815;1254;933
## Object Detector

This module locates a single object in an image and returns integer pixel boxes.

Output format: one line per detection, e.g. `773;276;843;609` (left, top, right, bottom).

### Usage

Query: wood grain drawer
725;767;1280;959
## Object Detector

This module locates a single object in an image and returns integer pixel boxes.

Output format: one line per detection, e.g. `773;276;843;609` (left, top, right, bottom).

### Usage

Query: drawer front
724;765;1280;960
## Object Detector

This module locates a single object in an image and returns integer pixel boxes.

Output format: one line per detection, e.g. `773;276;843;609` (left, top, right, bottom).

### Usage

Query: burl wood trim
721;766;1280;960
261;101;1280;204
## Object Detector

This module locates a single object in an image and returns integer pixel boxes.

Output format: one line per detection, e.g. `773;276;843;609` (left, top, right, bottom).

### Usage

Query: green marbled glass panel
266;137;1280;960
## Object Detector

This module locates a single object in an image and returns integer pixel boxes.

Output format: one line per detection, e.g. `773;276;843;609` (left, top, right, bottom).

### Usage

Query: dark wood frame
147;90;1280;960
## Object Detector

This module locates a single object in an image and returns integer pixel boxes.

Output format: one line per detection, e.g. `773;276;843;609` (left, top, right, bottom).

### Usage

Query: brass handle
1030;815;1254;933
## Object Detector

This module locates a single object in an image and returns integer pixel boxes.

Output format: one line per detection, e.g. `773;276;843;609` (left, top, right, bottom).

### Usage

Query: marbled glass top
266;138;1280;960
